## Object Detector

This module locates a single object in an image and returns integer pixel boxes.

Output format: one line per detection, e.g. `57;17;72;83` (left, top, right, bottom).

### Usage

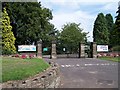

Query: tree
2;8;16;54
2;2;54;45
0;9;2;55
112;3;120;46
60;23;87;53
93;13;109;44
105;14;114;46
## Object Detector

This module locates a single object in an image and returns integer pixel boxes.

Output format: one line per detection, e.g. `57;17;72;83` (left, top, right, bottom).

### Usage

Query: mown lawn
1;57;50;82
98;57;120;62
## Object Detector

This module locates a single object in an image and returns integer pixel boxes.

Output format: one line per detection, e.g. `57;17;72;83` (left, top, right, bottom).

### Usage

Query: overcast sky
39;0;119;42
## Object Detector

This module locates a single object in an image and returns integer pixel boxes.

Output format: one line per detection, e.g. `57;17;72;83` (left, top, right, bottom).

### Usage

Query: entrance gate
36;40;97;59
85;42;97;58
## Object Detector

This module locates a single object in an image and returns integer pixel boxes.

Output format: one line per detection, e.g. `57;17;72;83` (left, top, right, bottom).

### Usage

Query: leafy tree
1;8;16;54
60;23;87;53
0;9;2;55
2;2;54;45
112;4;120;46
93;13;109;44
105;14;114;46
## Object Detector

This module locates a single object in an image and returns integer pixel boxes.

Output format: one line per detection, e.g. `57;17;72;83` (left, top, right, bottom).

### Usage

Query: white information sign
18;45;36;52
97;45;108;52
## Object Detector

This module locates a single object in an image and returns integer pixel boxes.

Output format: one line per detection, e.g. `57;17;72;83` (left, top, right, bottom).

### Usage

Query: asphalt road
45;58;118;88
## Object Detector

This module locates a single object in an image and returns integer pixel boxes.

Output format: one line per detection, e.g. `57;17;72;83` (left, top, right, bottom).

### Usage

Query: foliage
1;8;16;55
2;2;56;45
112;45;120;51
112;4;120;46
2;57;50;82
93;13;109;44
59;23;87;53
0;9;2;55
105;14;114;45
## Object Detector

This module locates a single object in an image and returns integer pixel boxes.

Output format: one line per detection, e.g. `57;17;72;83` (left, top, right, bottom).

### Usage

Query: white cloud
39;0;119;42
50;10;96;41
40;0;119;3
101;2;118;11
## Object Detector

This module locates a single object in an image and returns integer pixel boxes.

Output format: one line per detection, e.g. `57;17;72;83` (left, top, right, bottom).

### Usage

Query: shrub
112;46;120;51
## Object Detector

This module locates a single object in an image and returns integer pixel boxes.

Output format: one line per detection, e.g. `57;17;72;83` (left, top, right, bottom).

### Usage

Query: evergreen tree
105;14;114;46
2;8;16;54
93;13;109;44
0;9;2;55
112;3;120;46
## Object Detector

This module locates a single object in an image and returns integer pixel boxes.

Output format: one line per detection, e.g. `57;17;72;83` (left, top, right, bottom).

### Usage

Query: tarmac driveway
45;58;118;88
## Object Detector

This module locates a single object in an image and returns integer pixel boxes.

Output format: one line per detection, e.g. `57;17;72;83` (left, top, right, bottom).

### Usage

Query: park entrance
56;42;79;58
36;40;97;59
42;40;51;58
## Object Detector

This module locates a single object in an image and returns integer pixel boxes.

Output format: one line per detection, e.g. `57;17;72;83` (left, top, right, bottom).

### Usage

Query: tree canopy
93;13;109;44
2;2;55;45
59;23;87;53
112;4;120;46
105;14;114;46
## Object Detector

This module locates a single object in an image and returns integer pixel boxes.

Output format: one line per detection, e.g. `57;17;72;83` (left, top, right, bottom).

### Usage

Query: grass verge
1;57;50;82
98;57;120;62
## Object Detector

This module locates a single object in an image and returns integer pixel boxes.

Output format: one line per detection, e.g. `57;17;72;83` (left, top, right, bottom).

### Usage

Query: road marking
89;71;98;74
61;63;117;68
76;64;80;67
61;65;65;67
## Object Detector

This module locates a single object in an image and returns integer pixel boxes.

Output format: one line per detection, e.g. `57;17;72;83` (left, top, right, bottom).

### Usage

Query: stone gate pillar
91;42;97;58
79;42;85;58
51;41;57;59
37;40;42;58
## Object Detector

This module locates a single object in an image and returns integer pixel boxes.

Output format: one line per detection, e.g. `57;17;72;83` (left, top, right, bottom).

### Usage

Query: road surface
45;58;118;88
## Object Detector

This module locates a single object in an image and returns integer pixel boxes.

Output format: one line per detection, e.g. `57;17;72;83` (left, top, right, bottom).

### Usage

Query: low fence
1;62;61;88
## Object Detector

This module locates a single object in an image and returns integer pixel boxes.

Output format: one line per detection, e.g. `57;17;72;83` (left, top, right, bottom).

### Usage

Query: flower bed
97;52;120;58
12;53;35;59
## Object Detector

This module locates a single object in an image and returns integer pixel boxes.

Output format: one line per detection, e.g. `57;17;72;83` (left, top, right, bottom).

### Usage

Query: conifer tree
93;13;109;44
105;14;114;46
2;8;16;54
112;3;120;46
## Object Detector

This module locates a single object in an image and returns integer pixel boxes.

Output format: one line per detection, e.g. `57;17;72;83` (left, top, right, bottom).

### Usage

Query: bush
2;49;13;55
112;46;120;51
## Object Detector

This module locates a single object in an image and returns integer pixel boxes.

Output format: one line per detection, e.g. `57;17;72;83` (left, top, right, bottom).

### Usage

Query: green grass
1;57;50;82
98;57;120;62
